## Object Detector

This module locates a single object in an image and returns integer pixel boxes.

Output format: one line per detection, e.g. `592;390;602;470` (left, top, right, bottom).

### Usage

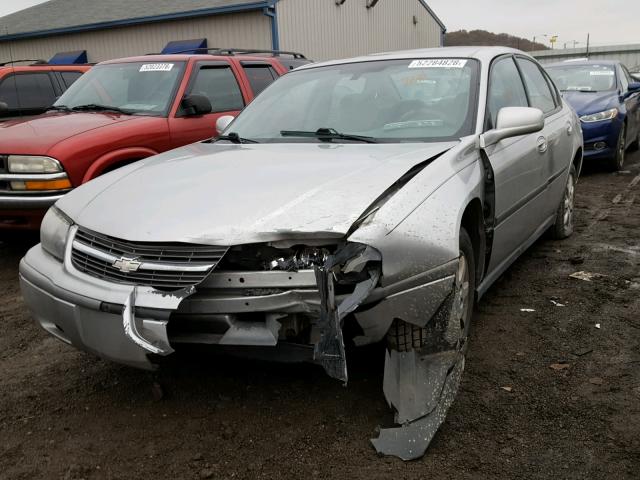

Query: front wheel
550;164;577;239
387;228;476;352
609;123;627;171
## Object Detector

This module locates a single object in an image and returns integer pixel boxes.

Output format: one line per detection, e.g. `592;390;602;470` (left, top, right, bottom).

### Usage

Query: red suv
0;61;91;119
0;50;309;230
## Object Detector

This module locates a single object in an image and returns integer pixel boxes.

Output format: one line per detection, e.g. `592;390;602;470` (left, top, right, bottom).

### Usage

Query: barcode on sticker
409;59;467;69
590;71;614;76
140;63;174;72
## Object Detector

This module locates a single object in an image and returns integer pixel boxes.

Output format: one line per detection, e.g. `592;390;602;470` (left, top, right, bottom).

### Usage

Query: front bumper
581;117;622;160
19;236;457;372
0;193;67;230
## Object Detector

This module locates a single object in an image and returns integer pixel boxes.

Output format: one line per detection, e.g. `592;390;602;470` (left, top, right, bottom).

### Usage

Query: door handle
536;136;548;153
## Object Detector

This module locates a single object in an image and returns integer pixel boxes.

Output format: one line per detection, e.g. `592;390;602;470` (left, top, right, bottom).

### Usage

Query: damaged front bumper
20;238;462;461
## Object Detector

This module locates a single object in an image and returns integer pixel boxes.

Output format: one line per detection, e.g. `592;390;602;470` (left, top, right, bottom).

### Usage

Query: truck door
168;61;247;145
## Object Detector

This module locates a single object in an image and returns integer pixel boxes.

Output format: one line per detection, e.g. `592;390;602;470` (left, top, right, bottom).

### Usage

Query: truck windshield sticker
140;63;174;72
409;59;467;69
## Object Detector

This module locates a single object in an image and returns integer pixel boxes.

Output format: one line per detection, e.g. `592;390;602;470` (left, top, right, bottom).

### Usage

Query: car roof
547;60;620;68
296;46;529;71
0;64;91;73
99;54;286;65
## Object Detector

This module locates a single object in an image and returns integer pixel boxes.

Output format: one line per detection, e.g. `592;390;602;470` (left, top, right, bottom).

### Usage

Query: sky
0;0;639;48
428;0;640;48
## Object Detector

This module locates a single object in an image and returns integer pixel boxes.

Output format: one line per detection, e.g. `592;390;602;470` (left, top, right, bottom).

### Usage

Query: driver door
483;56;549;274
168;61;247;145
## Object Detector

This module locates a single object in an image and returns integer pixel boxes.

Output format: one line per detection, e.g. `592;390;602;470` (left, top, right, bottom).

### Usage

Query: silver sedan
19;46;583;460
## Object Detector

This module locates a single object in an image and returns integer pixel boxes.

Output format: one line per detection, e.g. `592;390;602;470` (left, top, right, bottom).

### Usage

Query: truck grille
71;228;228;291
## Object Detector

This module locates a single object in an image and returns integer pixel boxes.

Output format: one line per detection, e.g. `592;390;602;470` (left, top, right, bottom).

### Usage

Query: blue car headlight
40;207;73;261
579;108;618;123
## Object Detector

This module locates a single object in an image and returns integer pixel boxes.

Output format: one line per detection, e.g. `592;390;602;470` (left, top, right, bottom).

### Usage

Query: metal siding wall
277;0;442;61
0;12;272;63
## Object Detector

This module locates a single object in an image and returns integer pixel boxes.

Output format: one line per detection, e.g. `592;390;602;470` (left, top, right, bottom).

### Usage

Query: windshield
54;61;185;116
547;64;617;92
227;58;479;143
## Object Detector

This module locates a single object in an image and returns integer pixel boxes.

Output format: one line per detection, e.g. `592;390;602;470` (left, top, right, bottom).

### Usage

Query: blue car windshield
547;64;617;92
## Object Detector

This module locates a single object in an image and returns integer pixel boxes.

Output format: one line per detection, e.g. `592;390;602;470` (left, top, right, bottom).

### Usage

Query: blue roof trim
49;50;88;64
0;1;277;42
418;0;446;33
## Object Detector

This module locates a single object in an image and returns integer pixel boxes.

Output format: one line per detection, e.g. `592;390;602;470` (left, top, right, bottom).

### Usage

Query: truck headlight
8;155;63;173
40;207;72;261
579;108;618;123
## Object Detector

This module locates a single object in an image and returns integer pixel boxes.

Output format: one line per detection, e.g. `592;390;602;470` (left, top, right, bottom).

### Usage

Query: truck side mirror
181;94;212;116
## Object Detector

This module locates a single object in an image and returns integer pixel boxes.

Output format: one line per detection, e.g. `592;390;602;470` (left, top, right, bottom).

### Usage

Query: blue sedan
547;60;640;170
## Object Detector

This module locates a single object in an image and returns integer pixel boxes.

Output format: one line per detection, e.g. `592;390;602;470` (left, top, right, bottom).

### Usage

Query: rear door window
515;58;557;113
189;66;244;112
241;63;278;96
0;72;57;111
487;57;529;129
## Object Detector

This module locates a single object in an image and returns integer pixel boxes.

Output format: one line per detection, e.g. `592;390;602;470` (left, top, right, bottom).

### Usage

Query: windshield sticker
409;59;467;69
139;63;174;72
590;71;614;76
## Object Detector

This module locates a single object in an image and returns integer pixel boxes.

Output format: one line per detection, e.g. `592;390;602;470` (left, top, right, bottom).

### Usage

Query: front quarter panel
349;137;484;287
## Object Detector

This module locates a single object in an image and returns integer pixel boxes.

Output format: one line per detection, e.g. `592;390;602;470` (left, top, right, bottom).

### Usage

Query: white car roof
298;46;529;70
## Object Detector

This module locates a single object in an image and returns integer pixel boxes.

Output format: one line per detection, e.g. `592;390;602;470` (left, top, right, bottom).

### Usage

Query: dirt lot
1;152;639;480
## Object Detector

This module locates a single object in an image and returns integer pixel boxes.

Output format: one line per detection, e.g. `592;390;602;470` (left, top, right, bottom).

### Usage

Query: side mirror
216;115;235;134
181;94;212;116
480;107;545;148
627;82;640;94
0;102;9;113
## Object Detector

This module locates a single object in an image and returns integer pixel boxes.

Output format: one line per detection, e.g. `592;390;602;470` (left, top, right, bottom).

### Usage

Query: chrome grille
71;228;228;290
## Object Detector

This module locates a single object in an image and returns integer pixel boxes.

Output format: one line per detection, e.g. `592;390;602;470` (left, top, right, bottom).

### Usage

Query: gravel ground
1;151;639;479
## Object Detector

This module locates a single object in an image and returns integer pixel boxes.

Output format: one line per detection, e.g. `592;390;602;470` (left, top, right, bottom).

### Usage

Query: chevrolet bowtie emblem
112;257;142;273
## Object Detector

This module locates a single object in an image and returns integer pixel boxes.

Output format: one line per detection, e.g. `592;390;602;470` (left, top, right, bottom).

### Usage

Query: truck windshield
547;64;617;92
54;61;185;116
226;58;479;143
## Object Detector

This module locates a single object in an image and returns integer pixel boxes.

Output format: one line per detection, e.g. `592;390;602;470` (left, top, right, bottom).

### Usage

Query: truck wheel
387;228;475;352
550;164;577;240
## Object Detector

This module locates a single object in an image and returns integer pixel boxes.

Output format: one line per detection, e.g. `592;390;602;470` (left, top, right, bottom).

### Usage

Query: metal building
0;0;446;63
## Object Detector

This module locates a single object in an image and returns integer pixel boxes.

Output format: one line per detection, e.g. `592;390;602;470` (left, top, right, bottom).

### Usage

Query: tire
550;164;577;240
608;123;627;171
387;228;476;352
629;127;640;152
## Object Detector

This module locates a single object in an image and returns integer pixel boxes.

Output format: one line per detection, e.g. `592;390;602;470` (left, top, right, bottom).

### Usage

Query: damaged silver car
19;47;583;460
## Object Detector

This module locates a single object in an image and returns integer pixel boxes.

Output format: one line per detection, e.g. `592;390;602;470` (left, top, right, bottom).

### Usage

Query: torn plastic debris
570;271;607;282
371;350;465;460
550;300;566;307
520;308;536;312
371;290;468;460
313;244;381;383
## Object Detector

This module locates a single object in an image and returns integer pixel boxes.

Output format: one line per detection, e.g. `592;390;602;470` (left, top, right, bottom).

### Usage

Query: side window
242;64;278;96
487;57;529;129
620;66;630;91
189;66;244;112
61;71;84;88
516;58;556;113
0;73;56;110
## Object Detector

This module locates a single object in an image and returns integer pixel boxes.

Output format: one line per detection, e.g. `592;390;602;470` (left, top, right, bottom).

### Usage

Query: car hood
561;90;619;116
58;141;457;245
0;112;142;155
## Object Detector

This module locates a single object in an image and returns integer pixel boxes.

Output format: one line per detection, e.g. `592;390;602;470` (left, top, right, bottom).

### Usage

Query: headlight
579;108;618;123
40;207;72;261
8;155;63;173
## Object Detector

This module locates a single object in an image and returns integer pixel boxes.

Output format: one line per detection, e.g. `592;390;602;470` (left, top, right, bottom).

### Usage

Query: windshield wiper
215;132;259;144
280;128;378;143
47;105;72;112
71;104;131;114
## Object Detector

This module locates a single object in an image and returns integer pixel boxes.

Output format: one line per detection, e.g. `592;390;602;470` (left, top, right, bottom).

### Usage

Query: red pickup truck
0;50;309;230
